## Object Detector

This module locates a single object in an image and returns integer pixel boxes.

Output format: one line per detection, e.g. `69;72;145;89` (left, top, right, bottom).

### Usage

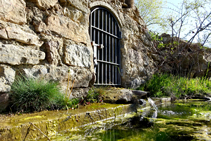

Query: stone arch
90;1;123;28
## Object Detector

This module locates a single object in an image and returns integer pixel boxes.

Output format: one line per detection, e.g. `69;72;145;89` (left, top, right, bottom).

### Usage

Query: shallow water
49;100;211;141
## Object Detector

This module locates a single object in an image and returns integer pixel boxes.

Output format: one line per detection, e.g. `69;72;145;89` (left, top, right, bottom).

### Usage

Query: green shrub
86;88;100;103
61;97;79;109
9;77;78;112
137;74;211;98
85;87;106;103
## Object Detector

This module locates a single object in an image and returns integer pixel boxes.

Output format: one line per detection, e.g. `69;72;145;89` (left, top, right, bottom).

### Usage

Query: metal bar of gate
104;11;108;84
97;60;120;66
93;11;98;84
111;17;115;84
108;13;111;84
114;22;118;84
118;28;121;85
97;9;100;84
101;10;104;84
91;26;119;39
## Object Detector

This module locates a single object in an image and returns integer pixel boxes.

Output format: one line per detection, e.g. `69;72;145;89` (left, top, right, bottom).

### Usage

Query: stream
47;99;211;141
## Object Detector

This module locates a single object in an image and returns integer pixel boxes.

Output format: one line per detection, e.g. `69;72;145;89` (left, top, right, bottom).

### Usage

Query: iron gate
90;7;121;86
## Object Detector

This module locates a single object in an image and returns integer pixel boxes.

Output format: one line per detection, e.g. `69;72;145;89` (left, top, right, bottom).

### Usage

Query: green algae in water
49;100;211;141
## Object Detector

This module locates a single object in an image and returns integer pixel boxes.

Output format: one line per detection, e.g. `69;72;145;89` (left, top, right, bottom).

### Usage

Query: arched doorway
89;7;121;86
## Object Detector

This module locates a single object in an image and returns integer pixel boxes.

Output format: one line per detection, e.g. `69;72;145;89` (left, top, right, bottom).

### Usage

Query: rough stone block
0;28;7;39
33;0;58;10
45;40;61;65
140;34;152;47
0;82;12;92
21;65;93;89
65;0;89;13
0;0;26;24
46;15;88;44
71;88;89;98
128;49;143;65
63;6;83;22
0;21;43;46
0;65;16;85
0;43;45;65
132;90;148;98
0;65;15;92
129;77;145;89
64;44;91;68
0;93;9;112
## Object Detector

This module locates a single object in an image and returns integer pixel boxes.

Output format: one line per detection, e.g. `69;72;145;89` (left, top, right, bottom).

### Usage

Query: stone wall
0;0;155;109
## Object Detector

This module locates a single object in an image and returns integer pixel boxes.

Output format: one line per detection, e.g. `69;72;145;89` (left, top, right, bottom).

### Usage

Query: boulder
101;88;148;104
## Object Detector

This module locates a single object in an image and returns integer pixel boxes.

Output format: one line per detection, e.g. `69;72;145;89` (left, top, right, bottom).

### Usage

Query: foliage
136;0;211;47
86;88;100;103
165;0;211;47
84;87;106;103
135;0;166;29
137;74;211;98
146;0;211;77
62;97;79;109
9;76;78;113
149;32;165;48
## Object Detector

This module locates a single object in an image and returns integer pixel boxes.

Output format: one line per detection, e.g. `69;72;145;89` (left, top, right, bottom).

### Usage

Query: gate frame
89;6;122;86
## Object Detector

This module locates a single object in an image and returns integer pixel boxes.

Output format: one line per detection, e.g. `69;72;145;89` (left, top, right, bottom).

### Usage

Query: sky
165;0;183;8
165;0;210;47
135;0;211;47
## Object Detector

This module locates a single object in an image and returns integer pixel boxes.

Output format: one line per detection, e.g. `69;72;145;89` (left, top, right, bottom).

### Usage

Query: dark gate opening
90;7;121;86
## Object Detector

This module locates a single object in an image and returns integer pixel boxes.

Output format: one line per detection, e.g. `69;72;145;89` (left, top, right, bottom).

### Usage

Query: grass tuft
137;74;211;98
9;76;78;113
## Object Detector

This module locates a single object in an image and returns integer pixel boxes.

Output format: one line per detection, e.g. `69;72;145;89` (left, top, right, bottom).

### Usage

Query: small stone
132;90;148;98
